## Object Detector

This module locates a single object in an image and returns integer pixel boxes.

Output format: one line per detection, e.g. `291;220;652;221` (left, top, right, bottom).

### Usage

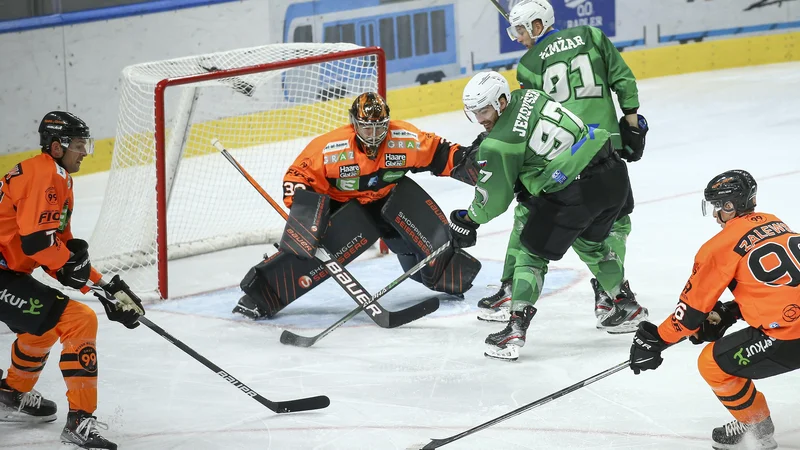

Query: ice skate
61;410;117;450
0;378;57;423
484;305;536;361
477;280;511;322
711;416;777;450
591;278;613;318
597;280;648;334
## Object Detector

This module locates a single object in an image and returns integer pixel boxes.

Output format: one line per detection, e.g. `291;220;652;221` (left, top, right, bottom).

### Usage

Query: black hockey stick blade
279;243;451;347
383;295;440;328
270;395;331;413
415;360;631;449
137;317;330;414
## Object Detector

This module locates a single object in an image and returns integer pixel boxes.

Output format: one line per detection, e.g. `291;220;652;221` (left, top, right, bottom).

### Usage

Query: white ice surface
2;62;800;450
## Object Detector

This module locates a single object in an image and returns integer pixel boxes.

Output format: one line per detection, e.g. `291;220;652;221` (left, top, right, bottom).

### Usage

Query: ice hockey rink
2;62;800;450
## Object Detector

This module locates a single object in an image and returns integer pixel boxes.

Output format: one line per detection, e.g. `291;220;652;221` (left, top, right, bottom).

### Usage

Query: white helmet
462;71;511;122
507;0;555;41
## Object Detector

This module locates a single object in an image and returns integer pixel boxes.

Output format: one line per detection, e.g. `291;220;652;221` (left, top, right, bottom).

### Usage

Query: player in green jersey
448;72;645;361
476;0;649;326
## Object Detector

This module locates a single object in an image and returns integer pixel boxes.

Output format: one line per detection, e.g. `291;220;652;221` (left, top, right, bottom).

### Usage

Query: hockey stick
280;241;451;347
87;281;330;414
412;360;631;449
212;139;440;329
490;0;509;21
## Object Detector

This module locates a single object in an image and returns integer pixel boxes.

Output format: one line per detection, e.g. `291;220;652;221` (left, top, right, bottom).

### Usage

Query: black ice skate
484;305;537;361
61;410;117;450
0;378;57;423
232;294;267;320
596;280;648;334
591;278;613;318
476;280;511;322
711;416;777;450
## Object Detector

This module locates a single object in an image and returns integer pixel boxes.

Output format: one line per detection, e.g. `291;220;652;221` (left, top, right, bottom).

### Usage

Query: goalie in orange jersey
234;92;484;319
628;170;799;450
0;112;144;450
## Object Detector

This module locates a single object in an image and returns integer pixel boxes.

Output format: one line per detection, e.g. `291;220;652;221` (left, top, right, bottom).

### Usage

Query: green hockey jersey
467;89;611;225
516;26;638;150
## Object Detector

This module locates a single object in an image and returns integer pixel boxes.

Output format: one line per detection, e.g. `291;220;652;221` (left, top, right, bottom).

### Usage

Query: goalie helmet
507;0;555;41
39;111;94;155
702;170;757;217
350;92;390;160
462;71;511;124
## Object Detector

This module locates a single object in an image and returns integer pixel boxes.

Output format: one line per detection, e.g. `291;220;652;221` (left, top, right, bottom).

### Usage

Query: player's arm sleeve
14;177;70;270
593;27;639;115
466;139;522;225
657;249;733;344
410;131;464;177
282;148;330;208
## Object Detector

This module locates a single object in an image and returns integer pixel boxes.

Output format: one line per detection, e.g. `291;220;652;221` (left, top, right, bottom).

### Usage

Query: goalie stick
212;139;440;329
411;360;630;449
87;280;330;414
281;241;451;347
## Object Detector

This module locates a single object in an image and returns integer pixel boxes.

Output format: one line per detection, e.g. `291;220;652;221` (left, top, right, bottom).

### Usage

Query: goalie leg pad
279;189;330;259
237;201;380;318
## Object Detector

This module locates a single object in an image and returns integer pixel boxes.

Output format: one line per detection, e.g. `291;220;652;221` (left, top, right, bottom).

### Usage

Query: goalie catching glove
94;275;145;329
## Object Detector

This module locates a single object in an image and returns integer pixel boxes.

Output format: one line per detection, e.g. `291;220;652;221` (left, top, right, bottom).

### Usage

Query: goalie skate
477;281;511;322
711;416;777;450
484;305;536;362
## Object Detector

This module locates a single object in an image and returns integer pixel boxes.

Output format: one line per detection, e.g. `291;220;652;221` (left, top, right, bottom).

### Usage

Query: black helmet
703;169;757;217
349;92;390;159
39;111;93;154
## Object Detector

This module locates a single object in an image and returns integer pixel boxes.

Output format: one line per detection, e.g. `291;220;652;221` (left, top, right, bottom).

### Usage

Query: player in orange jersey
0;112;144;450
235;92;483;319
629;170;798;450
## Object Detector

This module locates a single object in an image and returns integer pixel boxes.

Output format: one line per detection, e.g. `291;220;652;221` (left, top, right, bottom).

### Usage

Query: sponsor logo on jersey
0;288;31;310
336;178;359;191
538;36;586;59
382;170;405;183
54;161;67;179
298;275;312;289
367;175;379;187
551;170;568;184
324;151;354;164
386;140;418;149
783;304;800;322
57;201;71;232
5;164;22;182
384;153;406;167
38;210;61;225
391;129;418;139
339;164;360;178
323;140;350;152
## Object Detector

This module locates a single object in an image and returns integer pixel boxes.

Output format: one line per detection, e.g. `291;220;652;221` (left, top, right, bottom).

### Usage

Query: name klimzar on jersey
512;90;541;137
539;36;586;59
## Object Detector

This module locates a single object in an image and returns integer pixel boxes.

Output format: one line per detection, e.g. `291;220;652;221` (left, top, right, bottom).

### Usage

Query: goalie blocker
235;177;481;319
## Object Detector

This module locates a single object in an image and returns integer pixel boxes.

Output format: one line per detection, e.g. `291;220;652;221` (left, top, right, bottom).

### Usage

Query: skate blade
0;409;57;423
477;308;510;323
711;436;778;450
484;344;519;362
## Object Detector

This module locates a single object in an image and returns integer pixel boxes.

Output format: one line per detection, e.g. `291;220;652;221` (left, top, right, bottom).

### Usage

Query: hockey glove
629;321;668;374
689;301;741;344
449;210;479;249
56;239;92;290
619;114;648;162
94;275;145;329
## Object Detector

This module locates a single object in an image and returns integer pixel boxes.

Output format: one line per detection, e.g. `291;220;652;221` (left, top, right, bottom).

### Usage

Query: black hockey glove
619;114;648;162
93;275;145;329
449;210;479;249
56;239;91;289
689;301;741;345
630;321;668;374
450;132;487;186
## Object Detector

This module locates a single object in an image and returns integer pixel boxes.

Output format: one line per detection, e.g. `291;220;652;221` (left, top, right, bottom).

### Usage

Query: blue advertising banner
499;0;616;54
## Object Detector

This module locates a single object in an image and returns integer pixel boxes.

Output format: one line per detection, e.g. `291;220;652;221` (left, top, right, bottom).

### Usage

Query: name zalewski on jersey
539;36;586;59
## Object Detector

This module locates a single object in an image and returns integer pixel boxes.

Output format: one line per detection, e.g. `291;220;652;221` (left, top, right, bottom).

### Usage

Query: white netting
89;43;381;299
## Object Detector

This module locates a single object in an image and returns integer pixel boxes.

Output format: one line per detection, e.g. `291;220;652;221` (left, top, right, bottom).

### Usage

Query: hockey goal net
89;43;385;299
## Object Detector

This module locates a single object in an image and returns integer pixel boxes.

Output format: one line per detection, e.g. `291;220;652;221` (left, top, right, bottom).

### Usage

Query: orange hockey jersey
282;120;463;207
0;153;76;274
658;212;800;343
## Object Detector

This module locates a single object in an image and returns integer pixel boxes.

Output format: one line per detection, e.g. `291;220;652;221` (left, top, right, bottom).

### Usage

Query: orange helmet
349;92;390;159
